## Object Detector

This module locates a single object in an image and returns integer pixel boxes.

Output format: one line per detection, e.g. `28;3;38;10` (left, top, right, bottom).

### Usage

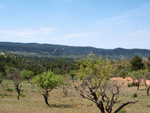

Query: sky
0;0;150;49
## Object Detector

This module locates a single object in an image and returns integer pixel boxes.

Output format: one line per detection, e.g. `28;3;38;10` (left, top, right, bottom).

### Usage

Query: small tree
7;70;22;100
144;72;150;96
69;70;77;80
128;70;143;89
61;77;71;96
130;56;145;90
0;72;5;89
119;71;128;78
21;70;34;88
130;56;145;71
34;70;62;105
75;56;138;113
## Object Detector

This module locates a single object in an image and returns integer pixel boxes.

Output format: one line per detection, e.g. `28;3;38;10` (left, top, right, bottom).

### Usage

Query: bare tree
75;80;138;113
7;70;22;100
75;56;138;113
144;72;150;96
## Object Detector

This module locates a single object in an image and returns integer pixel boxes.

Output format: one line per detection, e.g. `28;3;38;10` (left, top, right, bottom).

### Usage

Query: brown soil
111;77;150;86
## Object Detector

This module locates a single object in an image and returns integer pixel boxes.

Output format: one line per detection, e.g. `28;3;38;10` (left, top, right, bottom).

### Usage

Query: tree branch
114;101;138;113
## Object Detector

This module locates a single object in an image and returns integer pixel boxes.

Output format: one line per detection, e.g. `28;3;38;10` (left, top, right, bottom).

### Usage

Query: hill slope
0;42;150;60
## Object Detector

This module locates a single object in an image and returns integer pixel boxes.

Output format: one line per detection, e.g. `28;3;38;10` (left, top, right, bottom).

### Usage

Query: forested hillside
0;42;150;60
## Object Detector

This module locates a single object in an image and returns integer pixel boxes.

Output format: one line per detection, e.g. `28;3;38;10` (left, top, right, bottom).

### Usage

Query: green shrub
20;94;25;97
0;79;2;84
128;83;132;87
6;88;13;92
119;71;127;79
134;82;140;86
132;93;138;98
128;82;140;87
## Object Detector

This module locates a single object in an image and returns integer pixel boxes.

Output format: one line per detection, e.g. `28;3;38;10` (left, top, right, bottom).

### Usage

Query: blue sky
0;0;150;49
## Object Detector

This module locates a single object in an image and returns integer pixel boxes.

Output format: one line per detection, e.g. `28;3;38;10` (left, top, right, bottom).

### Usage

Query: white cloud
66;33;89;38
0;27;58;38
44;29;107;41
66;31;105;38
0;27;106;42
122;30;150;38
93;2;150;27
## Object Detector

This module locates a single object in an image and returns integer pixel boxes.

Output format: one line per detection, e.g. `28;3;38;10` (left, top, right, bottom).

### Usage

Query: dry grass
0;78;150;113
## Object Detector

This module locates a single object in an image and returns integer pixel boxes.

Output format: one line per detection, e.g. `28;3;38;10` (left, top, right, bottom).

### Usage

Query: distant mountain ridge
0;42;150;60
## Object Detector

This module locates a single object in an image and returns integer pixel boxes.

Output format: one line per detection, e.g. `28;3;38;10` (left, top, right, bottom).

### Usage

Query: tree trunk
137;84;140;90
113;101;138;113
63;86;68;96
144;79;147;88
15;84;20;100
132;78;136;86
27;79;34;88
89;88;105;113
97;101;105;113
43;90;49;105
137;80;140;90
146;86;150;96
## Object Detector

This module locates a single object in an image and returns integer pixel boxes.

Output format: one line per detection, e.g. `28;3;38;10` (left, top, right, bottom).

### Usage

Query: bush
132;93;138;98
119;71;127;79
128;82;140;87
128;83;132;87
6;88;13;92
133;82;140;86
0;79;2;84
20;94;25;97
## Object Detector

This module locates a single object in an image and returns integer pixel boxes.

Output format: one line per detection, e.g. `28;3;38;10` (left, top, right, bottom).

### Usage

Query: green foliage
130;55;145;71
34;71;63;90
147;57;150;72
128;83;132;87
78;56;113;77
147;63;150;72
0;72;2;84
128;82;140;87
1;42;150;60
76;56;115;92
21;70;34;80
129;70;144;80
144;72;150;80
132;93;138;98
6;88;13;92
69;70;77;80
0;72;2;78
148;56;150;62
20;94;25;97
119;71;127;78
133;82;140;86
0;53;77;75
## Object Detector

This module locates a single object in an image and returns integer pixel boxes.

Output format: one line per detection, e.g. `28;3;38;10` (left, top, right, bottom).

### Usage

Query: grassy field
0;79;150;113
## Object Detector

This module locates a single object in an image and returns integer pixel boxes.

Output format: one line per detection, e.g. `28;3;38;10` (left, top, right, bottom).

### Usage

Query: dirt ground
1;78;150;113
111;77;150;86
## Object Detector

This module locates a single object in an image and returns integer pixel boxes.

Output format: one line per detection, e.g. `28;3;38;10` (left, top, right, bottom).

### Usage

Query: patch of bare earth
111;77;150;86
